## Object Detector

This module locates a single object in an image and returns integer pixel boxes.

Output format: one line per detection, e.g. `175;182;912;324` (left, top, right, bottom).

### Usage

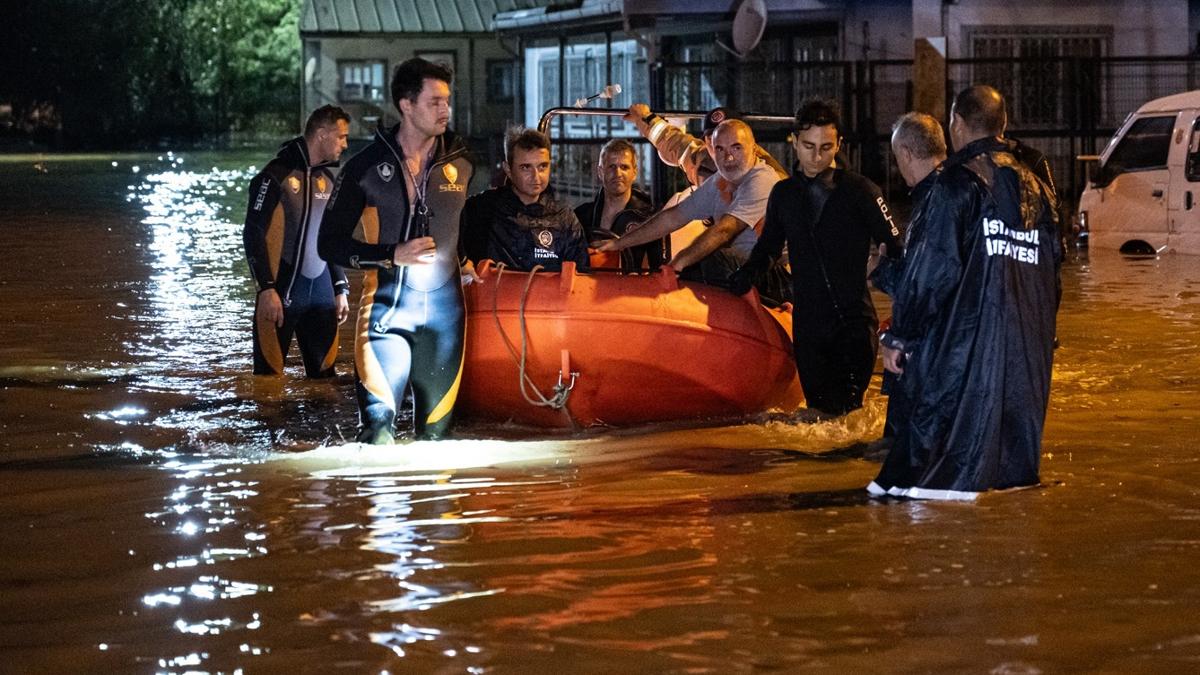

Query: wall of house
838;0;916;61
911;0;1189;57
301;33;519;143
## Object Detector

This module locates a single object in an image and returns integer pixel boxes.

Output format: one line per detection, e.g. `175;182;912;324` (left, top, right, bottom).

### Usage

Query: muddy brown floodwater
1;154;1199;673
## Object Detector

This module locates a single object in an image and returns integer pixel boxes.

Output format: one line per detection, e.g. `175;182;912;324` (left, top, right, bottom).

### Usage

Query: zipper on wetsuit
282;154;312;308
374;142;444;333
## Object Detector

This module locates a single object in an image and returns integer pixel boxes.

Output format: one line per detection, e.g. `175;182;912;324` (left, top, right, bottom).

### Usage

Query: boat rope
490;264;578;423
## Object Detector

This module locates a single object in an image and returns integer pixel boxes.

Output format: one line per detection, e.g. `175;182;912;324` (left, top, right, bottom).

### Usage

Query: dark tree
0;0;300;149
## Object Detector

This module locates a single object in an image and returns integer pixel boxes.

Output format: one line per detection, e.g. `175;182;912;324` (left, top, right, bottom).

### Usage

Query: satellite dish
718;0;768;59
732;0;767;54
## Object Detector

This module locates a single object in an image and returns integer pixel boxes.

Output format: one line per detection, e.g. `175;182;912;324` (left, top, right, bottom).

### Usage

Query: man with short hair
729;97;903;416
867;85;1061;500
596;120;788;302
625;103;787;186
459;127;589;272
872;111;947;297
574;138;661;271
871;111;947;443
243;104;351;378
319;58;475;444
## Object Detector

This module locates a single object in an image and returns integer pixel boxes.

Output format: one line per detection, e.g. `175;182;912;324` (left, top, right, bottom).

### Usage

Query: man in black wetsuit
729;97;903;416
243;105;351;378
319;58;475;444
573;139;661;271
459;127;589;273
868;86;1061;500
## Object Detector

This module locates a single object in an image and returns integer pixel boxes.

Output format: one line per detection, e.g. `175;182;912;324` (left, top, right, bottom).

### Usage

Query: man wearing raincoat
868;86;1062;501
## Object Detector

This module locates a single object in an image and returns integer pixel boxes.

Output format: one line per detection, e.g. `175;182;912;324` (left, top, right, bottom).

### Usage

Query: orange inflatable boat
458;260;803;428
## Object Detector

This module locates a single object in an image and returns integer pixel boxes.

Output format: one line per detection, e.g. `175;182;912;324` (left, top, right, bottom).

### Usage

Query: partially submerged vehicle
1077;89;1200;255
456;107;802;429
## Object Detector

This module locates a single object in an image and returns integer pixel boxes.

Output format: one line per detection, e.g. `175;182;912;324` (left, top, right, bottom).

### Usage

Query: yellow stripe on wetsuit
354;206;396;411
256;204;287;374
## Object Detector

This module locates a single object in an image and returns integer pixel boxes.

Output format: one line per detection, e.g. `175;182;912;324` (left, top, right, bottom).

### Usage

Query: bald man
597;119;789;302
868;85;1061;501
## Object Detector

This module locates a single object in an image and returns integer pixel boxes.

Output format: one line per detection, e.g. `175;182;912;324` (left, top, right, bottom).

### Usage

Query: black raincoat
869;137;1061;500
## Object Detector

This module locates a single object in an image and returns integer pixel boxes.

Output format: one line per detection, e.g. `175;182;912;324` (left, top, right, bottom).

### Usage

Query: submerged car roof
1137;90;1200;114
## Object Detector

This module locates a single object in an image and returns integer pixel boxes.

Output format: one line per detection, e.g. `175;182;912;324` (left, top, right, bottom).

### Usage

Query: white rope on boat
489;264;577;422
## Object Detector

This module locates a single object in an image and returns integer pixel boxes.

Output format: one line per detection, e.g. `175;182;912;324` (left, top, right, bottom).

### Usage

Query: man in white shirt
597;119;788;302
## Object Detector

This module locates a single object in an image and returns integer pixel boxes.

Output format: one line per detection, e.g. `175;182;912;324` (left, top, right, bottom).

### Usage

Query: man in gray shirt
597;120;789;302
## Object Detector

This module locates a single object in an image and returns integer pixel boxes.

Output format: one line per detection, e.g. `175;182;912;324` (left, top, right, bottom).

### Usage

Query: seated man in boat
574;139;663;271
459;127;590;273
625;104;787;186
596;119;791;304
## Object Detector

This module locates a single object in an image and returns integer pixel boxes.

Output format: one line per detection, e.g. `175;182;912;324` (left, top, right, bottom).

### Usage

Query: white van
1077;89;1200;255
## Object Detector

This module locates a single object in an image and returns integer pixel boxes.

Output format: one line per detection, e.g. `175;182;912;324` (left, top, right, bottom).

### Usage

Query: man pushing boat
596;119;790;304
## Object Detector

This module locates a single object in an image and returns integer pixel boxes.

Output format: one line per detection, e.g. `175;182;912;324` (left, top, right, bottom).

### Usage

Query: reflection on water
2;157;1200;672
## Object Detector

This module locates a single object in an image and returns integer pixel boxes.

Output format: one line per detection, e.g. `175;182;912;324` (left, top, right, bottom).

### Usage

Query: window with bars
966;26;1110;128
663;30;840;117
338;60;386;103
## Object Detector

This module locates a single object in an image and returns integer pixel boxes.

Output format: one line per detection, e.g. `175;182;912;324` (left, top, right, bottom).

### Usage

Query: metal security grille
966;27;1110;128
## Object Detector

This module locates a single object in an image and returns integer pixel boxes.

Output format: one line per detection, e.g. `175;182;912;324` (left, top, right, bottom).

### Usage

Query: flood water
1;153;1199;674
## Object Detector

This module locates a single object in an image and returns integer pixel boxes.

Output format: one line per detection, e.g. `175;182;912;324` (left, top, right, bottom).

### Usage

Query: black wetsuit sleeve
862;181;903;254
329;263;349;296
886;181;969;349
458;194;489;264
862;181;905;297
319;168;395;269
243;170;281;292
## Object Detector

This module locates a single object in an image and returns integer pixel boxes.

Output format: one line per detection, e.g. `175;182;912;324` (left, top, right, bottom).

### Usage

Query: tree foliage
0;0;301;148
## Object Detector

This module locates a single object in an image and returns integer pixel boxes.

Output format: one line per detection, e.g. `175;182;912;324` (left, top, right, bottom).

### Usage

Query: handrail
537;107;795;136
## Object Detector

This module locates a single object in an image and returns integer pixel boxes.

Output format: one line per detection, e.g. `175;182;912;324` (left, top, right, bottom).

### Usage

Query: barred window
966;26;1111;128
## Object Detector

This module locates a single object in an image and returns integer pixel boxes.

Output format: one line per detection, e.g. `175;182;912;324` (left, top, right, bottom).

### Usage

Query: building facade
301;0;1199;202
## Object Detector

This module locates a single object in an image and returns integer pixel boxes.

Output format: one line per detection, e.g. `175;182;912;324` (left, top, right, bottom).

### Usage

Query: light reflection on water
2;157;1200;672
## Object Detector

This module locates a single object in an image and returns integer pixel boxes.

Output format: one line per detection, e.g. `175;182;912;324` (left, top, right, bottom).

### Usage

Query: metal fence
539;55;1200;219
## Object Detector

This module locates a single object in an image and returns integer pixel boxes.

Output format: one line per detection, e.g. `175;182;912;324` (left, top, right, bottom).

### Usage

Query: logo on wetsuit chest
439;163;465;192
313;176;331;200
287;176;301;194
377;162;395;182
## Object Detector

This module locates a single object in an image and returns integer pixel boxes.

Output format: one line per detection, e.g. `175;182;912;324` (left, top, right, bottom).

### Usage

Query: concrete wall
912;0;1189;57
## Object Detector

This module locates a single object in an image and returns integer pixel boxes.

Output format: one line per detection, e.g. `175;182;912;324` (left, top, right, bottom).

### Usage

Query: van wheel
1119;240;1157;256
